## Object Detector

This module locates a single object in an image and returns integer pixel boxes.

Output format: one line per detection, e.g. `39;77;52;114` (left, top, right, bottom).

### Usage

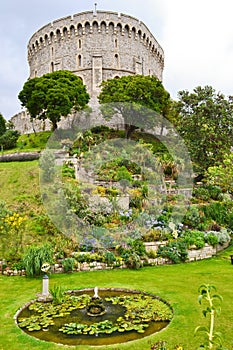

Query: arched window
93;21;98;33
124;24;130;37
85;22;90;34
56;29;61;42
114;54;119;67
77;23;83;36
34;70;37;77
63;27;68;38
78;39;82;49
116;23;122;35
44;34;49;45
51;62;54;72
115;39;118;48
101;21;106;33
51;47;54;56
132;27;136;39
50;32;54;43
138;30;142;41
108;22;114;34
78;54;82;67
70;25;75;36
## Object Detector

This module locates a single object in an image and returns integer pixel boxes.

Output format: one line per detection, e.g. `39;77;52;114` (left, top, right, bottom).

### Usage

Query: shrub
124;251;142;269
182;206;201;228
62;257;75;272
204;233;219;246
193;187;210;201
157;241;188;264
181;230;205;249
103;251;116;266
128;239;146;256
205;229;231;245
0;129;20;150
201;202;228;225
207;185;222;200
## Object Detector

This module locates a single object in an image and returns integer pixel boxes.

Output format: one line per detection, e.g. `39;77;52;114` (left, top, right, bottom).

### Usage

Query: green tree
18;70;90;130
98;75;171;138
174;86;233;173
0;113;6;137
0;130;19;150
206;152;233;194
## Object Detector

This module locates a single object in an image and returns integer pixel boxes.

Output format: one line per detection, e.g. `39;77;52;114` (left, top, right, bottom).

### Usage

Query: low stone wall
145;241;230;262
0;152;40;162
187;242;229;261
1;241;230;276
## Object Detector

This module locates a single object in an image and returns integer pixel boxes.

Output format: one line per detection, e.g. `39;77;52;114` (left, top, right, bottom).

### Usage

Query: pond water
16;288;172;346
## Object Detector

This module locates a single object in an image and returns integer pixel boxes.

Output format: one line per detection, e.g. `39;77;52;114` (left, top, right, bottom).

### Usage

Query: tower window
114;54;119;67
78;55;82;67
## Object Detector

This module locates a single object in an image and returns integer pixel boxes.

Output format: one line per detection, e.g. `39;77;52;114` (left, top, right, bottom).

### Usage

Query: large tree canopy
174;86;233;173
98;75;171;138
18;70;90;130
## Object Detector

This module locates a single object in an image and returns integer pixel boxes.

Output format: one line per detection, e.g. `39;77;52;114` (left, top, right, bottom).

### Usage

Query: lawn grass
0;160;40;211
0;249;232;350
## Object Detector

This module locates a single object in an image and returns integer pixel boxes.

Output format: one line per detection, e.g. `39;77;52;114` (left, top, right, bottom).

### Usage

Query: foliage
204;229;231;246
22;243;54;277
103;251;116;265
39;149;55;182
157;241;188;263
98;75;171;138
128;239;147;256
206;153;233;194
195;284;227;349
0;129;20;150
18;70;90;130
62;257;75;272
201;202;230;226
151;342;183;350
181;230;205;249
182;206;202;228
0;113;6;137
18;294;91;331
174;86;233;172
0;202;26;260
121;250;142;269
17;131;52;151
60;292;172;336
49;285;66;304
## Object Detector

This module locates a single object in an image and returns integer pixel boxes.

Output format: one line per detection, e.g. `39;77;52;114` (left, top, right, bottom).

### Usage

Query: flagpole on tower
94;3;97;15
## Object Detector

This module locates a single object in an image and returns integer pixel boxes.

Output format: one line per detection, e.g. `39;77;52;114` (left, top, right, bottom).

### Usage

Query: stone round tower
12;10;165;134
28;10;164;106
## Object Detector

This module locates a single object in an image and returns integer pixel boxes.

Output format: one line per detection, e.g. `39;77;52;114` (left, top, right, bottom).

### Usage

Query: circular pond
16;288;173;346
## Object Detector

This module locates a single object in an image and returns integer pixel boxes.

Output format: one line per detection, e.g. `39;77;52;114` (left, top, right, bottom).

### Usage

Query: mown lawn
0;249;233;350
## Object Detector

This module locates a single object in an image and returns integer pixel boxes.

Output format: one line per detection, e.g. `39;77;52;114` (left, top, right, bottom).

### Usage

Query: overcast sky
0;0;232;120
